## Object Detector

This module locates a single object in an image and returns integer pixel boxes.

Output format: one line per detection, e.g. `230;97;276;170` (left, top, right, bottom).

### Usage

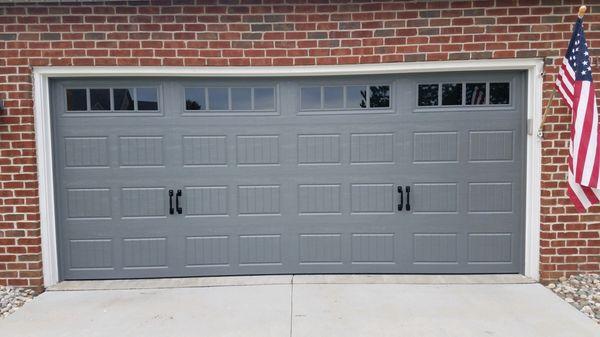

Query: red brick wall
0;0;599;287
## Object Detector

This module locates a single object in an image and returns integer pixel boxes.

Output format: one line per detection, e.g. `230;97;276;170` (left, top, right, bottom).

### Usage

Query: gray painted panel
69;239;113;270
351;234;395;263
185;186;229;216
350;133;394;163
299;234;342;264
185;236;229;266
413;132;458;163
239;235;281;265
469;183;513;213
236;135;279;165
298;184;341;214
469;131;514;162
66;188;111;219
121;188;166;218
468;233;512;263
297;134;340;164
183;136;227;166
413;234;458;263
238;185;280;215
412;183;458;214
64;137;109;167
351;184;394;214
123;238;167;268
52;73;525;280
119;136;164;167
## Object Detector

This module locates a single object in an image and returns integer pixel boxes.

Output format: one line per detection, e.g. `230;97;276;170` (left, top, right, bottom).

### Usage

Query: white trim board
33;59;544;287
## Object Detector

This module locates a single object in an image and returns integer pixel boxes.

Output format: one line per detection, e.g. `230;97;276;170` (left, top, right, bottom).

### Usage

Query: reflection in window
89;89;110;110
231;88;252;110
346;85;367;109
324;87;343;109
466;83;486;105
369;85;390;108
113;88;134;110
185;88;205;110
66;89;87;111
254;88;275;110
490;82;510;104
137;88;158;110
208;88;229;110
442;83;462;105
301;87;321;110
418;84;438;106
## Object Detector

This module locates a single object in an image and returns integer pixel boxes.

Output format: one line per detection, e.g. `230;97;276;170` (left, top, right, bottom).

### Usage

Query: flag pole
537;5;587;139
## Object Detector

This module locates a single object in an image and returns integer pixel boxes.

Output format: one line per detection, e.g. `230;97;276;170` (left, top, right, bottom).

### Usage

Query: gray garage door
51;71;526;280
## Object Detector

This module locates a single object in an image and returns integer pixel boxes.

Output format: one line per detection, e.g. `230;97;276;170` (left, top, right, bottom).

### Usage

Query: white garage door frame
33;59;544;287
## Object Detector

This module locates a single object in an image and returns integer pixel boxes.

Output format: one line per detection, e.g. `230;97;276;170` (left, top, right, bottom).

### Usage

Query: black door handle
397;185;403;211
405;186;411;211
176;189;183;214
168;189;174;215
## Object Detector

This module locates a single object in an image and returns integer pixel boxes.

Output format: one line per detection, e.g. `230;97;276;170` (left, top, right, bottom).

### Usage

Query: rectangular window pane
137;88;158;111
466;83;486;105
231;88;252;110
490;82;510;104
208;88;229;110
323;86;343;109
113;88;134;111
301;87;321;110
90;89;110;111
442;83;462;105
369;85;390;108
185;88;205;111
346;86;367;109
66;89;87;111
254;88;275;110
418;84;438;106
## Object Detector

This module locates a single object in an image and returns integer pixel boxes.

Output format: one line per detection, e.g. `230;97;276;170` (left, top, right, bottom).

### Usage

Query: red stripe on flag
561;63;575;83
589;116;600;187
567;185;586;212
574;82;594;183
582;185;600;205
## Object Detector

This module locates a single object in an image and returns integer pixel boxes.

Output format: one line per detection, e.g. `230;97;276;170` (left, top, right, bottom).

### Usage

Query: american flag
555;16;600;211
471;85;485;105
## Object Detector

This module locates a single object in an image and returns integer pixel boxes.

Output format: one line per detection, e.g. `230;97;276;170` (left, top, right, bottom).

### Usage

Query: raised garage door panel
51;72;526;280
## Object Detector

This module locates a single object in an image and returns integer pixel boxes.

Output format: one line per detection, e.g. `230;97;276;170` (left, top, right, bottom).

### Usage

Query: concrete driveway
1;275;599;337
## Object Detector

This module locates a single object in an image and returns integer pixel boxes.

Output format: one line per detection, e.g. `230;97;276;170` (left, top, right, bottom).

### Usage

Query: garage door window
418;82;510;107
301;85;390;110
185;87;276;111
466;83;486;105
417;84;438;107
185;88;206;110
66;87;160;112
66;89;88;111
490;82;510;104
114;89;135;111
90;89;110;110
442;83;462;105
137;88;159;111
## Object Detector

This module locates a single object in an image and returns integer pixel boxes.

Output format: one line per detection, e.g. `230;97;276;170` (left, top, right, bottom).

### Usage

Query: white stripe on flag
558;65;575;93
563;57;576;80
557;81;574;108
556;81;573;108
572;81;590;175
569;168;592;209
582;94;598;186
